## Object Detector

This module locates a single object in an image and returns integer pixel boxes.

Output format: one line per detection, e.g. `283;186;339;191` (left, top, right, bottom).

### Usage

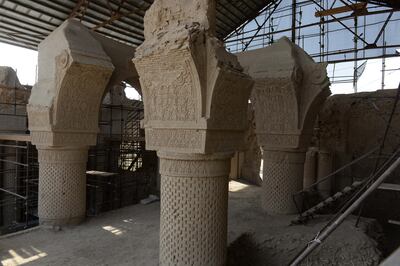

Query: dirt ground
0;180;381;266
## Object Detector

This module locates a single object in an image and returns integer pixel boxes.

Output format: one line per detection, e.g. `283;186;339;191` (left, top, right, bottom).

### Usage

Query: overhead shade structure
0;0;275;50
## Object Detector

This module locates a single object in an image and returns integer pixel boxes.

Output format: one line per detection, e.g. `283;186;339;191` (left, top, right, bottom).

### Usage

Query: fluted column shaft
158;151;231;266
37;146;88;226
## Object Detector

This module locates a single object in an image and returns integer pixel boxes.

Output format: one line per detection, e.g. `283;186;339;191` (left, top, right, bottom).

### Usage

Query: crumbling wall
0;66;30;132
240;89;400;190
315;89;400;224
316;89;400;190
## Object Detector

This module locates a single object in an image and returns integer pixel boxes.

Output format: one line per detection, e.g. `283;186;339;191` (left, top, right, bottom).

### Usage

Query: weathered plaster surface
316;89;400;188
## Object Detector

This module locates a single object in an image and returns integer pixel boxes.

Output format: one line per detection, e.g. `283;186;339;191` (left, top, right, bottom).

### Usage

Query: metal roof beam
107;0;147;16
0;23;45;42
83;0;144;29
38;0;145;34
0;11;52;35
0;32;38;48
42;0;145;42
0;37;37;50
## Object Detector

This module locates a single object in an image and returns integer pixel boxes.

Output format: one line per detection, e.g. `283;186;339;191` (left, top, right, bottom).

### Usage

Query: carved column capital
134;1;253;155
27;19;114;148
238;36;331;151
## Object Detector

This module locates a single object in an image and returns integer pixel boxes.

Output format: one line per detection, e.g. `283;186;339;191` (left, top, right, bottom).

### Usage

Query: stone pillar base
261;150;305;214
158;151;231;266
37;147;88;226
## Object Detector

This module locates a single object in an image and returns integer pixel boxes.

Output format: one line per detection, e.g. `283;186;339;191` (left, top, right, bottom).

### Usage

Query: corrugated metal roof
0;0;274;50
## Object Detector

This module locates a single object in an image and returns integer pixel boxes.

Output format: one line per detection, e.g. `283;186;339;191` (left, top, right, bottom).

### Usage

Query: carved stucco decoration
238;37;331;151
134;0;254;155
27;19;128;147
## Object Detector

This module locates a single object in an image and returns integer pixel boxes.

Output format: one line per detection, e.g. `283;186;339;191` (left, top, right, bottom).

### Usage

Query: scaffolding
0;84;38;234
0;136;38;234
0;85;158;234
225;0;400;91
86;100;157;215
88;101;145;173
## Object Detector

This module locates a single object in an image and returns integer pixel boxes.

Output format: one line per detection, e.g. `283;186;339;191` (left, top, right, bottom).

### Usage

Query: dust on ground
0;180;381;266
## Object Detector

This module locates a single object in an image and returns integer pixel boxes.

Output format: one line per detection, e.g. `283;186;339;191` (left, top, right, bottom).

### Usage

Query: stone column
37;147;88;226
27;20;115;227
158;152;231;265
303;147;318;189
317;149;333;198
133;1;253;264
237;37;331;214
262;150;306;213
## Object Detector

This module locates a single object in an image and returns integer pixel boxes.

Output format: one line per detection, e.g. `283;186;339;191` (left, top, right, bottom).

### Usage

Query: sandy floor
0;180;381;266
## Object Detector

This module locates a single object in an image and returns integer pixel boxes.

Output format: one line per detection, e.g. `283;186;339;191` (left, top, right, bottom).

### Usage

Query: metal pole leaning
289;155;400;265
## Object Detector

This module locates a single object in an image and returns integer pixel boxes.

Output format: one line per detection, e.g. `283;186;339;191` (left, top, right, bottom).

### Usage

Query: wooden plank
378;183;400;192
315;2;367;17
0;134;31;142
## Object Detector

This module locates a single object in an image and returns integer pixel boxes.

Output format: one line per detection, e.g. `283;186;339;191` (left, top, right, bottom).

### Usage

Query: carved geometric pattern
261;151;305;214
159;156;229;266
38;148;88;225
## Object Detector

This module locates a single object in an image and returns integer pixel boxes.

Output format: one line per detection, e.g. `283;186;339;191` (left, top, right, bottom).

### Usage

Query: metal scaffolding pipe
0;187;27;200
289;155;400;265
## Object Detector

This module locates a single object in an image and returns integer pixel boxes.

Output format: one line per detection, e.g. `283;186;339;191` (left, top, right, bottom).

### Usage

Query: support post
303;147;318;189
262;150;306;213
317;149;333;198
133;1;253;263
27;20;115;227
238;37;331;214
37;147;88;225
158;152;231;265
292;0;296;43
